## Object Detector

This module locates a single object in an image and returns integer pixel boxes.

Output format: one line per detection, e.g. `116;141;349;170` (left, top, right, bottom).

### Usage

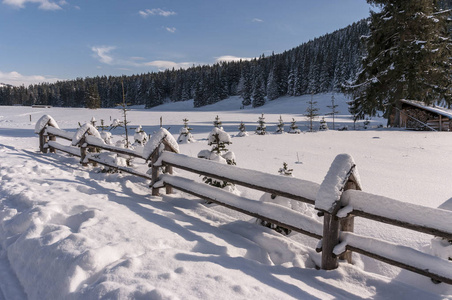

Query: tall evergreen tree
85;84;101;109
346;0;452;123
305;94;319;132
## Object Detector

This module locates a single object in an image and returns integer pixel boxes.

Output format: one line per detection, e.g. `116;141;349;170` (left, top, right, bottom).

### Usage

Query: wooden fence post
338;172;361;263
151;151;160;196
80;137;88;167
39;129;48;153
315;154;362;270
48;134;56;153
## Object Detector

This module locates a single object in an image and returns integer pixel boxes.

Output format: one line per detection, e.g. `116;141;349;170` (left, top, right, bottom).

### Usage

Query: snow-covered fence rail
315;154;452;284
153;152;323;240
35;115;452;285
35;115;155;179
155;152;452;285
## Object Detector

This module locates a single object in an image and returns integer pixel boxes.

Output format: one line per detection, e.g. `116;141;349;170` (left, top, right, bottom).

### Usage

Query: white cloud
215;55;254;63
165;27;176;33
91;46;116;64
252;18;264;23
139;8;176;18
90;46;194;71
0;70;61;86
2;0;63;10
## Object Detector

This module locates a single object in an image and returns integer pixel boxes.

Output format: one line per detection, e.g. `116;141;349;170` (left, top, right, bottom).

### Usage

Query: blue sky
0;0;372;86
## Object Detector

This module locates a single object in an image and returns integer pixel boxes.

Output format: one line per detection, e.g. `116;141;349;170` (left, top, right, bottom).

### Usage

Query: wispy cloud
215;55;254;63
2;0;63;10
91;46;194;71
252;18;264;23
0;70;61;86
165;27;176;33
139;8;176;18
91;46;116;64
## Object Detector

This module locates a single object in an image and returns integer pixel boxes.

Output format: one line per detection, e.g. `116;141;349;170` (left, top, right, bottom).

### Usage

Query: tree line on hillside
0;20;369;108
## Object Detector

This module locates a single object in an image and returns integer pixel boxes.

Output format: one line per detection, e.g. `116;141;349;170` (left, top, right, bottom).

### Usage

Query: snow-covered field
1;93;451;299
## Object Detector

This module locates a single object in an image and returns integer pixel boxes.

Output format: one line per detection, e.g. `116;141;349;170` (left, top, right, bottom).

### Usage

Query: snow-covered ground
1;93;451;299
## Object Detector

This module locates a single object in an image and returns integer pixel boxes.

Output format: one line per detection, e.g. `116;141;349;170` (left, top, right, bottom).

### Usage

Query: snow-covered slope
0;94;451;299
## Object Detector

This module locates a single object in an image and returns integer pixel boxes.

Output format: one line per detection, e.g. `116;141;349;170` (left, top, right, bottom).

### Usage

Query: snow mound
72;123;102;146
34;114;59;134
143;128;179;160
315;154;361;213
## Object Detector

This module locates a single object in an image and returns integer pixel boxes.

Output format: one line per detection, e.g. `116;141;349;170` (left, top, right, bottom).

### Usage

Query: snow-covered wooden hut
391;99;452;131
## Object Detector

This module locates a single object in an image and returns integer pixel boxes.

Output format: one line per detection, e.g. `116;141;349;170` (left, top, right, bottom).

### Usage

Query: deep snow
0;93;451;299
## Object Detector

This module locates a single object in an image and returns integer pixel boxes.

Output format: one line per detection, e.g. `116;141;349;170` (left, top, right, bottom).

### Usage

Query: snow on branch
34;114;60;134
315;154;362;213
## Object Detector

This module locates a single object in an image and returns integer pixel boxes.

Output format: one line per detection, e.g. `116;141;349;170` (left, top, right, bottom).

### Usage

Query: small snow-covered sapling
255;113;267;135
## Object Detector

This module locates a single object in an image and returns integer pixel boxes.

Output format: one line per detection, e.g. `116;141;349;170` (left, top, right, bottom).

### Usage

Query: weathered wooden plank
161;159;317;205
162;178;323;240
87;156;152;180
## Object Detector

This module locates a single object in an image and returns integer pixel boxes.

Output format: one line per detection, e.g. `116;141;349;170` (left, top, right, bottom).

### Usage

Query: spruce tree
85;84;101;109
305;94;319;132
346;0;452;123
213;115;223;129
275;115;285;134
237;121;248;137
326;94;339;130
255;113;267;135
288;118;301;134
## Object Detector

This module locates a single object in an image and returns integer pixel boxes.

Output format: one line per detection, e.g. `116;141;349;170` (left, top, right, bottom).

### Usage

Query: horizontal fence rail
35;115;452;286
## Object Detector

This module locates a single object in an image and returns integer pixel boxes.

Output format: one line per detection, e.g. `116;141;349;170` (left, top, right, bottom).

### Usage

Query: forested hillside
0;20;369;108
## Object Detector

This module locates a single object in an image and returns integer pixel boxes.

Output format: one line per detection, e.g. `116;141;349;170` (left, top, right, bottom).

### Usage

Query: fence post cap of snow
143;128;179;161
315;154;362;214
34;114;60;134
72;123;102;146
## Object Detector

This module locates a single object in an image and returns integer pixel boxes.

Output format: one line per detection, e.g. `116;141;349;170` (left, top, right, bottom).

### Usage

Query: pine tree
346;0;452;123
267;68;279;100
326;94;339;130
85;84;101;109
288;118;301;134
252;76;266;108
178;118;195;143
237;121;249;137
213;115;223;129
275;115;285;134
305;94;319;132
255;113;267;135
319;117;328;131
198;127;236;190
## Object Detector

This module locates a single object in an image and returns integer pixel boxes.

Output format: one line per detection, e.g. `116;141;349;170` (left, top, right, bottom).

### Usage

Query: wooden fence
36;115;452;285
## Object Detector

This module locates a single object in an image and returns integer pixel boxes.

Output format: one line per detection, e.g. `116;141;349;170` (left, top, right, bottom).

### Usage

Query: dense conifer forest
1;20;369;108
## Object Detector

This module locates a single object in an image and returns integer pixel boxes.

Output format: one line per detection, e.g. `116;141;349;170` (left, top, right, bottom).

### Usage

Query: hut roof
400;99;452;119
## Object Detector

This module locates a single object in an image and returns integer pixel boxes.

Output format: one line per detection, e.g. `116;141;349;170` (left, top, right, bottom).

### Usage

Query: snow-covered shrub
237;121;249;137
257;162;317;235
319;117;328;131
198;127;236;191
100;131;112;145
178;118;195;144
275;115;285;134
255;113;267;135
133;125;148;146
288;118;301;134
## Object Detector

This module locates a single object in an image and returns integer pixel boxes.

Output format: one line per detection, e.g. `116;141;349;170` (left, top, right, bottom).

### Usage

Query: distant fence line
35;114;452;285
